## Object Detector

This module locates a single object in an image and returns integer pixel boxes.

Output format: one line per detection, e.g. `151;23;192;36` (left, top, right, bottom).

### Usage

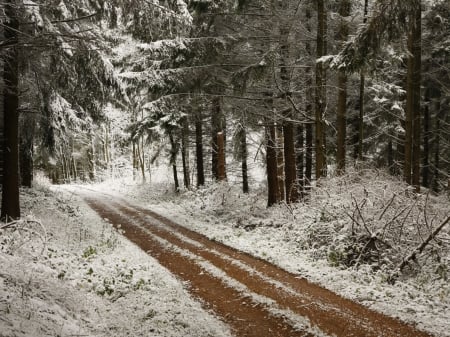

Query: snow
1;167;449;337
0;183;232;337
90;167;450;337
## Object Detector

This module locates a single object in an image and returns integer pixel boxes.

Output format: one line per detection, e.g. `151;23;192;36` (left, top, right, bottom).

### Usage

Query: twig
390;215;450;282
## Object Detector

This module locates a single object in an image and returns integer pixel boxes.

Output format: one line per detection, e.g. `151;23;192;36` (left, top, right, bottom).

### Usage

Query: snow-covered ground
0;181;232;337
91;167;450;337
1;167;449;337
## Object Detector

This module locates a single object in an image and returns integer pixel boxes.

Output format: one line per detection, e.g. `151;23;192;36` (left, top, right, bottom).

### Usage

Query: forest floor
0;169;449;337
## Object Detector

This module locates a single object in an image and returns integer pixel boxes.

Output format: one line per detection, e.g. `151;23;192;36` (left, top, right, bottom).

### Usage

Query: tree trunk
276;125;285;201
357;0;369;161
305;122;313;191
211;97;222;180
422;91;430;188
266;120;278;207
296;124;304;196
181;117;191;189
432;109;441;193
195;110;205;187
279;1;298;203
88;132;96;181
404;2;422;189
315;0;327;180
217;131;226;181
336;0;351;175
411;3;422;192
241;123;249;193
283;122;298;203
304;8;313;193
19;117;34;188
168;131;179;192
1;0;20;220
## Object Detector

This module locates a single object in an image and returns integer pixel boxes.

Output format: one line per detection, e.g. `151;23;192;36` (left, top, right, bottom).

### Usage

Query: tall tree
357;0;369;161
315;0;328;179
195;108;205;186
336;0;351;174
1;0;20;220
404;0;422;191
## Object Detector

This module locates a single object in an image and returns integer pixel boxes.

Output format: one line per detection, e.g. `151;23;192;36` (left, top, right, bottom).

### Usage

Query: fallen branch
389;215;450;283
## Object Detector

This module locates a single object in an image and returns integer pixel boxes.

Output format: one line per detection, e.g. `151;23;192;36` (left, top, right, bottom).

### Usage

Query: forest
0;0;449;217
0;0;449;337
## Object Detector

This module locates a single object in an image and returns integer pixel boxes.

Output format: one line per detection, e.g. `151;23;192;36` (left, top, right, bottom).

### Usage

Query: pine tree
1;0;20;220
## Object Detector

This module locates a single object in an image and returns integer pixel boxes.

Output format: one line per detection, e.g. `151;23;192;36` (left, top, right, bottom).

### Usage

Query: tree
333;0;427;191
404;1;422;191
315;0;328;180
1;0;20;220
336;0;351;175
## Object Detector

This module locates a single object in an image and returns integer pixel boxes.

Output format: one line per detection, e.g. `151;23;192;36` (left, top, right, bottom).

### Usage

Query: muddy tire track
81;191;432;337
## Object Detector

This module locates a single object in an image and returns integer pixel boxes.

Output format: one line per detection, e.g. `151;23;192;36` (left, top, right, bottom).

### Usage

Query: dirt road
81;191;432;337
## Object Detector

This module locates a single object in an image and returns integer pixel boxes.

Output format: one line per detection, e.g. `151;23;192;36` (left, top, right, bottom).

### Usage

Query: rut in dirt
81;190;433;337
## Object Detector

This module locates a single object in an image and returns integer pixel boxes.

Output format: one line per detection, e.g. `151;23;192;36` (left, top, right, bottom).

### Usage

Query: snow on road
1;168;449;337
0;185;232;337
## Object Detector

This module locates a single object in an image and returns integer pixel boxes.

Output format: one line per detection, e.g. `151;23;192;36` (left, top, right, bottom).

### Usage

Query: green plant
82;246;97;258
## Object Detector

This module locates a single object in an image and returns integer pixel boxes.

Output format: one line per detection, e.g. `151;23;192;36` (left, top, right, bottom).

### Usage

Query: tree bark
181;117;190;189
315;0;327;180
217;131;226;181
422;91;430;188
276;125;285;201
296;124;304;196
283;122;298;203
240;123;249;193
336;0;351;175
211;97;222;180
19;117;35;188
404;2;422;190
357;0;369;161
168;130;179;192
1;0;21;219
195;110;205;187
411;3;422;192
266;120;278;207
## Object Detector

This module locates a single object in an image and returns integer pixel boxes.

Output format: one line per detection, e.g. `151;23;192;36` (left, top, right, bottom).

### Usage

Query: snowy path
80;189;433;337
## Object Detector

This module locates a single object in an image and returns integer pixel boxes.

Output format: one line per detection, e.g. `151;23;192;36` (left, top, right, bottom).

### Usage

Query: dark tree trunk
336;0;351;175
266;121;278;207
305;122;313;191
19;117;35;188
1;0;20;220
241;124;249;193
315;0;327;179
279;1;298;203
217;131;226;181
304;7;313;193
411;3;422;192
276;125;285;201
283;122;298;203
357;0;369;161
432;109;441;193
195;110;205;187
211;97;222;180
181;117;190;189
168;131;179;192
405;1;422;191
422;92;430;188
336;70;347;174
296;124;304;196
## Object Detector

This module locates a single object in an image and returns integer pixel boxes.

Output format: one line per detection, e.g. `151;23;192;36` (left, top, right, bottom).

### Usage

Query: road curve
80;190;432;337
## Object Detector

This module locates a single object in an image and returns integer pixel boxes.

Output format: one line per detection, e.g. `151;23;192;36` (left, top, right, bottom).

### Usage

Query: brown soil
81;191;433;337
